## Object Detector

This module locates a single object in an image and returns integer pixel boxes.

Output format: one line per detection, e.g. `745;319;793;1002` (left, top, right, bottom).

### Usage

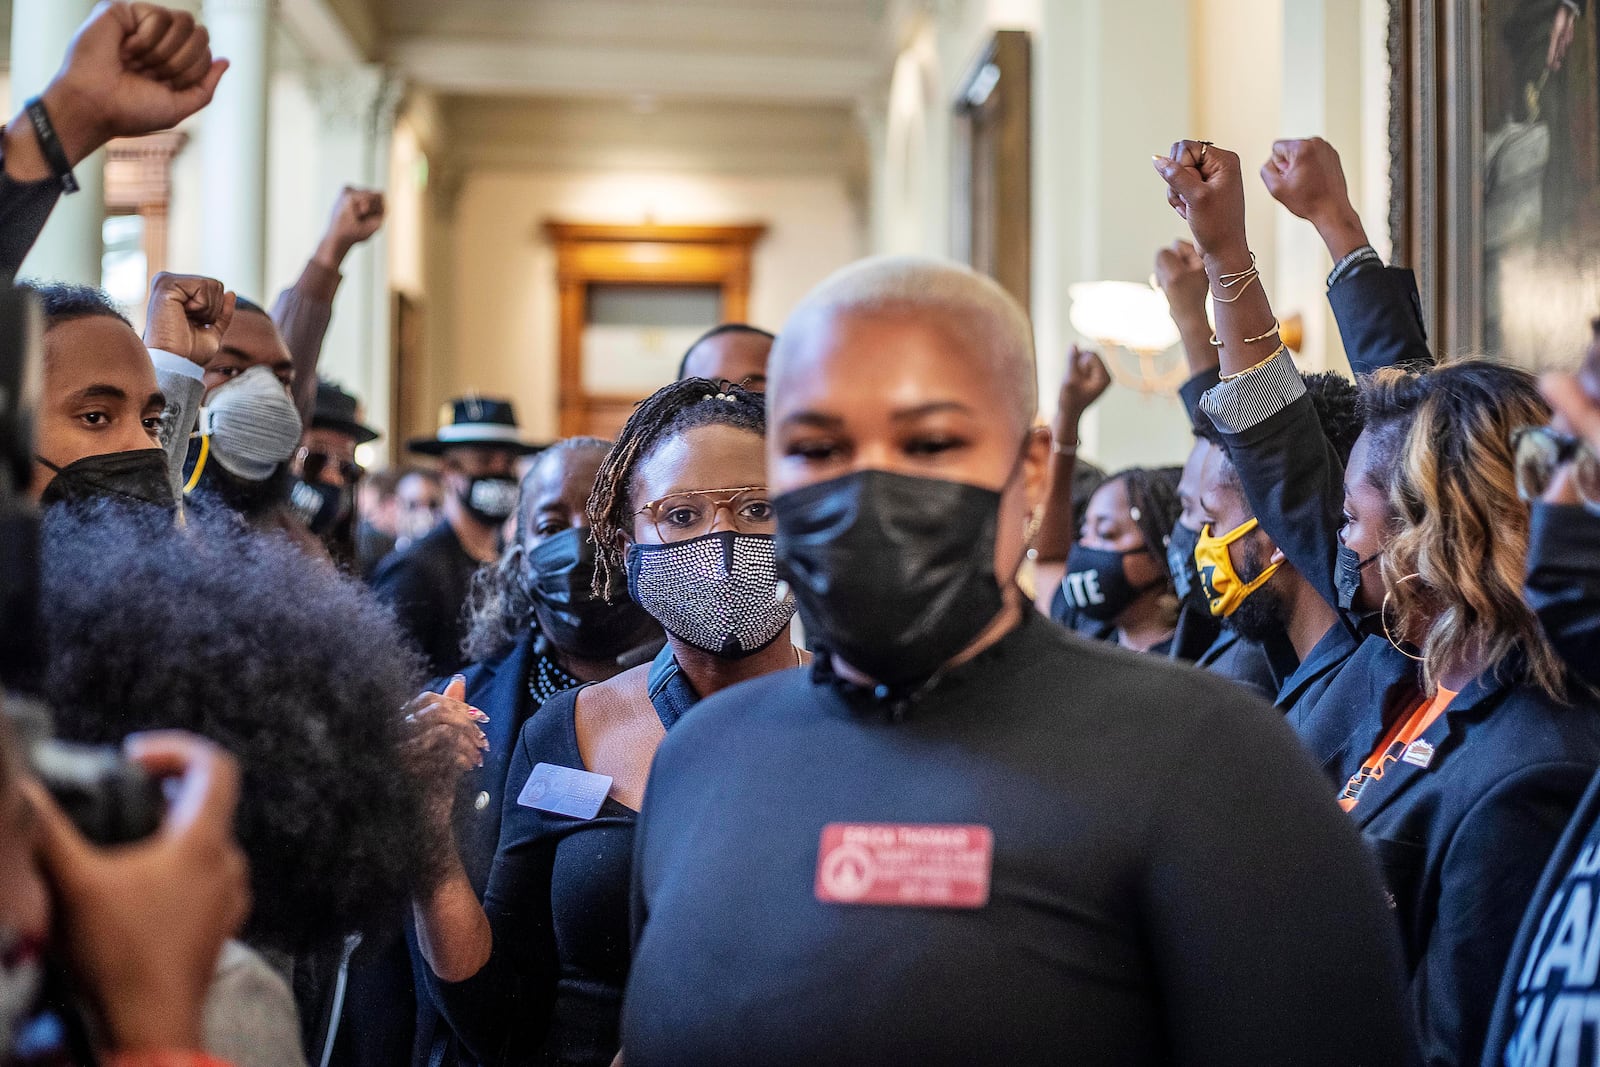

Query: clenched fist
143;272;235;370
1152;141;1249;263
1154;240;1209;321
315;187;387;270
41;3;228;167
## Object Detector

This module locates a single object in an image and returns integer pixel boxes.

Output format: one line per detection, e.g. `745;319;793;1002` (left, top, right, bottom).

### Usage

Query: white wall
448;169;862;440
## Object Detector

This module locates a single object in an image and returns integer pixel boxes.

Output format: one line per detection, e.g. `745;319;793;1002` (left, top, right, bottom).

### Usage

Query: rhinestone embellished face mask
625;531;796;658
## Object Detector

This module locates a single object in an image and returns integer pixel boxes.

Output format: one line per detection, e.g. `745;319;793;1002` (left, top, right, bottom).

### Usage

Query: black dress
432;647;697;1067
624;611;1417;1066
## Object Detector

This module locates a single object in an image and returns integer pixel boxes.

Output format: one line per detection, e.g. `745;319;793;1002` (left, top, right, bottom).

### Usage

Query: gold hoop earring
1381;572;1426;663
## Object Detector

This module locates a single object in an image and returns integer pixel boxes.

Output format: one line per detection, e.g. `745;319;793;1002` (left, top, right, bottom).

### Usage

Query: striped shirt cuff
1198;347;1305;434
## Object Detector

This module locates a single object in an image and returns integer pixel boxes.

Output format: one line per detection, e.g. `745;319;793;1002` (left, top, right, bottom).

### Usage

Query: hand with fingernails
402;676;491;818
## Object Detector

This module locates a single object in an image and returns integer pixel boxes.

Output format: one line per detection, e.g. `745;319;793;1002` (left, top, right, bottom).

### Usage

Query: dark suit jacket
1328;264;1434;375
1526;502;1600;690
0;170;61;281
372;523;482;677
1311;655;1600;1067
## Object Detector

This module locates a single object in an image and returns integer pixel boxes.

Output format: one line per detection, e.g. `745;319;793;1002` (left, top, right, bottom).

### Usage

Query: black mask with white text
1062;543;1154;623
461;476;520;524
1167;521;1206;611
290;478;349;536
775;469;1005;689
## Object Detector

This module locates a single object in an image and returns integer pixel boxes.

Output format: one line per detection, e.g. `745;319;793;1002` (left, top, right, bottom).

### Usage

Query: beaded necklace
527;651;582;705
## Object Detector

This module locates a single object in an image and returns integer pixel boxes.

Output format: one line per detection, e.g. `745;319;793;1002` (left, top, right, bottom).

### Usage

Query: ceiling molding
389;37;880;104
276;0;369;64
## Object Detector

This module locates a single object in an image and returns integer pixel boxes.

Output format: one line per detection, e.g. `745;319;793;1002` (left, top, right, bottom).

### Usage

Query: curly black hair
1193;370;1363;489
462;437;612;664
37;501;430;955
587;378;767;599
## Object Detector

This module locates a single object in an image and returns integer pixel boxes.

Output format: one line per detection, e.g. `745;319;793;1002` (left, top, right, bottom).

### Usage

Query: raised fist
1154;240;1209;320
43;3;227;165
316;187;387;268
143;272;235;369
1058;345;1113;424
1152;141;1249;262
1261;138;1353;227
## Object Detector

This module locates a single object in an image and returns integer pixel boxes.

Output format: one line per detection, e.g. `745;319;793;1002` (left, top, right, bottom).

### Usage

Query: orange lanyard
1338;687;1457;812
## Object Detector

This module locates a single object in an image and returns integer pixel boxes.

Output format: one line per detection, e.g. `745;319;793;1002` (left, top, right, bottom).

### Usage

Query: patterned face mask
625;532;796;658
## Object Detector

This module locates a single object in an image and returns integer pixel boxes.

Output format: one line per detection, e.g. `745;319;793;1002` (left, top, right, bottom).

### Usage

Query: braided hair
588;377;767;598
1106;466;1183;580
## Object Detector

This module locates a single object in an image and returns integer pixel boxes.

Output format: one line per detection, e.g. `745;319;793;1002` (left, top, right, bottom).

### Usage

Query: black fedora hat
408;396;543;456
312;379;380;444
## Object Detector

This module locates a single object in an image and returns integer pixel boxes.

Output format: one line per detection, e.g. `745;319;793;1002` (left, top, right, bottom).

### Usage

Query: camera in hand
7;697;164;846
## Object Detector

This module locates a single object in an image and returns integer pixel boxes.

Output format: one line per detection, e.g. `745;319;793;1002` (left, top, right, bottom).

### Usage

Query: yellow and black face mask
1195;518;1281;617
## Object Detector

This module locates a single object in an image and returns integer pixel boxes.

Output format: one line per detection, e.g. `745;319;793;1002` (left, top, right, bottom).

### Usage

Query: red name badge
814;823;993;909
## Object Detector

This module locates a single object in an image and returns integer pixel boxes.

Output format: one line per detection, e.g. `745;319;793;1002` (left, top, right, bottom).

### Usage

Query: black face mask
775;469;1005;689
1335;543;1381;612
1062;544;1154;623
461;476;519;525
524;528;662;663
289;478;349;537
1167;522;1206;611
37;449;175;513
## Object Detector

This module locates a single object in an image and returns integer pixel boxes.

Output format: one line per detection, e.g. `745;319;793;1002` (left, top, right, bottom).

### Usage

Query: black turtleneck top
623;610;1418;1065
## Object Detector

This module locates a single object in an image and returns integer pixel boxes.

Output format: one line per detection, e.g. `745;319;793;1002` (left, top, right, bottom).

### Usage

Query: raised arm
273;187;385;423
1154;141;1351;613
1154;240;1221;420
143;272;235;499
1525;351;1600;685
1;4;226;279
1262;137;1433;373
1032;345;1111;616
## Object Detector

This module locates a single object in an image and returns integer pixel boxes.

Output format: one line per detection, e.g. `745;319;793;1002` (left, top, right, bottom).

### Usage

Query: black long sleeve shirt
624;611;1418;1066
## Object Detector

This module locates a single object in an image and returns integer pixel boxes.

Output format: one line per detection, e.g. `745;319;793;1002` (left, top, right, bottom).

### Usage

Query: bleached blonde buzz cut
769;255;1039;432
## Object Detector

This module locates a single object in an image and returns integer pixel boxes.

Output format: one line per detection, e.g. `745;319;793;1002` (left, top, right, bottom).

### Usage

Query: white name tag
1401;740;1436;769
516;763;613;820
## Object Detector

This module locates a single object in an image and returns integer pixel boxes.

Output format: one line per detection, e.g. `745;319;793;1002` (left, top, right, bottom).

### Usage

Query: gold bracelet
1219;346;1285;382
1214;253;1257;285
1243;321;1281;345
1209;271;1259;304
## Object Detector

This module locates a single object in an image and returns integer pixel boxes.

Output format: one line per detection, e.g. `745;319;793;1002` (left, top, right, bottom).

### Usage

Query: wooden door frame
544;221;767;437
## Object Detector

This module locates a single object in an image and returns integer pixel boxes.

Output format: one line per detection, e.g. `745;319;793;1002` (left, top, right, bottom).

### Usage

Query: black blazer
1526;502;1600;690
1328;264;1434;375
1310;655;1600;1067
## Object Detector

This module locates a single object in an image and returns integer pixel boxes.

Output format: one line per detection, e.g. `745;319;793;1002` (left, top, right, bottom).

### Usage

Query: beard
1222;539;1289;645
190;458;294;521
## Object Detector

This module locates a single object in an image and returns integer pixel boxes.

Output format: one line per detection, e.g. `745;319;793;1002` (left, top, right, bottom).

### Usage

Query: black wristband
24;96;79;195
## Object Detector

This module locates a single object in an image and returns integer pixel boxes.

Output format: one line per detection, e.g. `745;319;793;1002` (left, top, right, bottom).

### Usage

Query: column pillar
9;0;104;284
200;0;271;299
309;64;402;445
1277;0;1364;372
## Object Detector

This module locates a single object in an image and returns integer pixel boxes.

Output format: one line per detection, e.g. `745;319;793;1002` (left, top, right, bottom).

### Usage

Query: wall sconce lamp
1067;280;1187;395
1068;280;1305;396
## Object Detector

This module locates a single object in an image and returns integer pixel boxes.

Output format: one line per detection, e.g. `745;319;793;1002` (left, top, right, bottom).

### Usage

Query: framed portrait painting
1393;0;1600;367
